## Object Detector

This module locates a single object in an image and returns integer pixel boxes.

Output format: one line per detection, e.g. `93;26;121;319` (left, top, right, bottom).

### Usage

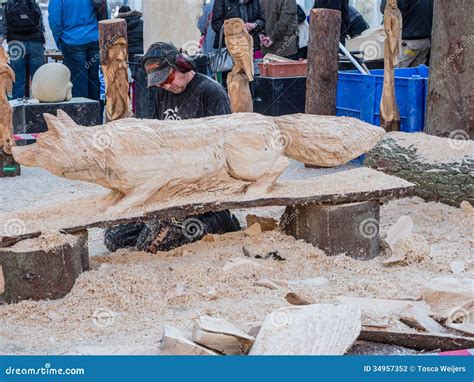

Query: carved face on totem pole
103;36;130;121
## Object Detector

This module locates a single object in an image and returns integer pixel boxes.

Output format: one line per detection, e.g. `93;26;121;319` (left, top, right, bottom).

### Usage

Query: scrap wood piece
249;304;362;355
399;306;447;334
285;292;312;306
255;278;288;290
421;277;474;322
359;328;474;352
0;167;414;244
246;215;279;232
336;296;433;316
159;325;218;355
192;316;255;355
446;324;474;338
380;0;402;132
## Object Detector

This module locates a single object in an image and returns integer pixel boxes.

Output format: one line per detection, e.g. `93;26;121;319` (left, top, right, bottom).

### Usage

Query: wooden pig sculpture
12;111;384;214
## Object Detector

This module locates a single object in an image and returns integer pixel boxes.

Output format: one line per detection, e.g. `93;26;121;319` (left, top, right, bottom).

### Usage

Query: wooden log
0;167;414;245
0;47;20;178
425;0;474;139
359;329;474;352
249;304;361;355
281;200;381;259
99;19;131;121
380;0;402;132
305;9;340;116
0;231;89;303
364;132;474;207
225;18;254;113
192;316;255;355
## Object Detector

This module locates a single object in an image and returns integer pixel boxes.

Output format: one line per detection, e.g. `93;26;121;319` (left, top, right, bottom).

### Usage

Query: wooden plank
336;296;433;316
0;167;414;245
359;329;474;352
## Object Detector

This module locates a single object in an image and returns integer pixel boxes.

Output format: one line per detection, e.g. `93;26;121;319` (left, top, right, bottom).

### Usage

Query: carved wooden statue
0;47;19;177
224;18;254;113
12;111;384;214
99;19;131;121
380;0;402;132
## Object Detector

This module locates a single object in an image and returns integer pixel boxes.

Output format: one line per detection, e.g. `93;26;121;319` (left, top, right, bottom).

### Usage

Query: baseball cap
143;42;179;88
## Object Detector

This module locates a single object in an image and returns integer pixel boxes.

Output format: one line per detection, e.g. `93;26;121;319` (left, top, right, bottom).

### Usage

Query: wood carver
0;47;19;177
380;0;402;132
99;19;131;121
224;18;254;113
12;111;384;214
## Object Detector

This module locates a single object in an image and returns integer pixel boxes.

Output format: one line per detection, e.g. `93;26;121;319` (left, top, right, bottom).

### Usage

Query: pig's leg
105;176;170;215
245;156;288;196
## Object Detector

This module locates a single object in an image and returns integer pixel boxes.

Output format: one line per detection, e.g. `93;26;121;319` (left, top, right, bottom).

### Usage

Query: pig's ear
43;113;66;139
12;145;37;167
56;109;78;129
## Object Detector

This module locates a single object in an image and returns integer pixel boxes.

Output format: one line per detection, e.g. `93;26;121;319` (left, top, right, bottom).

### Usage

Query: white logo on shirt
163;107;181;120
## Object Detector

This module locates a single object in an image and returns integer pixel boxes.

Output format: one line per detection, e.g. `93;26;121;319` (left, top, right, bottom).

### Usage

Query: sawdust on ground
0;196;472;355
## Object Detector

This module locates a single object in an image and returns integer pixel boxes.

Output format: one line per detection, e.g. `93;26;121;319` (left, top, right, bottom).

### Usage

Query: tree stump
425;0;474;139
305;9;341;116
380;0;402;132
364;132;474;207
281;201;380;260
0;231;89;304
99;19;131;121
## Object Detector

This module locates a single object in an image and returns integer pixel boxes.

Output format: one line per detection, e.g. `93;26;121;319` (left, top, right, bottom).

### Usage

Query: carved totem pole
99;19;131;121
380;0;402;132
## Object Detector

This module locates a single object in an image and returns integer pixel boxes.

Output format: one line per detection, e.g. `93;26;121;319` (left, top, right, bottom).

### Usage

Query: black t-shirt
152;73;232;120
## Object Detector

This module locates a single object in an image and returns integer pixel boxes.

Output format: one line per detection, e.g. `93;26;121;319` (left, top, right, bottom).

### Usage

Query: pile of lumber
158;276;474;356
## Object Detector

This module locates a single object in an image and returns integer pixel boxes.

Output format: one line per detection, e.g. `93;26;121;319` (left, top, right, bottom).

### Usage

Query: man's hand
244;22;257;32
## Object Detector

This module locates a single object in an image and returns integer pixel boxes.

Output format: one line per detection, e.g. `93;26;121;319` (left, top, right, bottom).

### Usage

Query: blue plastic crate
336;65;429;132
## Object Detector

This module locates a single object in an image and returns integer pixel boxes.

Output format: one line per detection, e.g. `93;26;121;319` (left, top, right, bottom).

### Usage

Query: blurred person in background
116;5;143;59
346;5;369;38
260;0;299;60
0;0;45;99
48;0;104;101
313;0;350;44
381;0;434;67
212;0;265;86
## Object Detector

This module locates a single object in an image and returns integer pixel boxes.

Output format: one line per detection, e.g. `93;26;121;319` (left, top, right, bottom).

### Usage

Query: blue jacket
48;0;99;46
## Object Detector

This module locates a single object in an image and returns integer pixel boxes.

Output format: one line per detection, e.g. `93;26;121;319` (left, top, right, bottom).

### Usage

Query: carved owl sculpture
224;18;254;81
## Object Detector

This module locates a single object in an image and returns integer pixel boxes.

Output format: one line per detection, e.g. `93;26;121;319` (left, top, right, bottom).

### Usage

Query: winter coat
117;10;144;57
260;0;298;58
313;0;350;39
381;0;434;40
211;0;265;50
